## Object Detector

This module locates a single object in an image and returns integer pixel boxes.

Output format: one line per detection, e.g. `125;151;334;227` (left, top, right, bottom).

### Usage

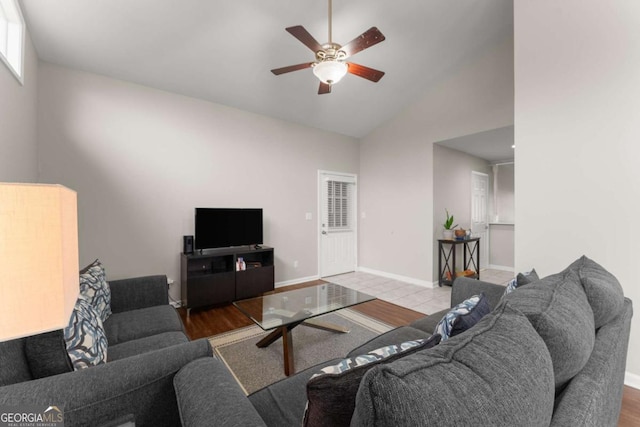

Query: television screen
195;208;263;250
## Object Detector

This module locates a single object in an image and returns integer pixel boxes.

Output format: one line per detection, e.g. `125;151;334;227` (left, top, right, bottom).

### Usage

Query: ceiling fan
271;0;386;95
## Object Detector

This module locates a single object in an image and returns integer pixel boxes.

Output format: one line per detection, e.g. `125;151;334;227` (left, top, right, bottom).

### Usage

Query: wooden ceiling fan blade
347;63;385;82
340;27;385;58
271;62;314;75
286;26;324;53
318;82;331;94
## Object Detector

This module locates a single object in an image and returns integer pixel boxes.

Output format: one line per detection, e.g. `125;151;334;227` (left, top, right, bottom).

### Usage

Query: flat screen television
195;208;263;250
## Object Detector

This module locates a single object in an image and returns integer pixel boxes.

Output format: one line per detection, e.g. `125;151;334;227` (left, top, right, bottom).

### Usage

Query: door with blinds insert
319;171;357;277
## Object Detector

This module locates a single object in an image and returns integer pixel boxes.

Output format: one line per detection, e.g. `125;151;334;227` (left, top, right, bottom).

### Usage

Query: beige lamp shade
0;183;79;342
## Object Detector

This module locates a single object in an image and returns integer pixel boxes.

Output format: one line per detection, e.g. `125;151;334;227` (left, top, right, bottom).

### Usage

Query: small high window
0;0;25;84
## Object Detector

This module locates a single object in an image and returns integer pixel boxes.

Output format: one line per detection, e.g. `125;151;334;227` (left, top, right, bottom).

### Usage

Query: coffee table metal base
256;320;350;376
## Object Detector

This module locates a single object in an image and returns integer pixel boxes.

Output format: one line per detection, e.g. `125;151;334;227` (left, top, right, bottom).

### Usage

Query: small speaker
183;235;194;254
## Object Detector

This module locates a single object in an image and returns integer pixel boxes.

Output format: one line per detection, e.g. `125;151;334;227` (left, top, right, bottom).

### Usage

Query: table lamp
0;183;79;342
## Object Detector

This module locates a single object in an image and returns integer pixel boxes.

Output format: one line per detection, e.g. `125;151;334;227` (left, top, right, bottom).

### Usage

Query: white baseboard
487;264;515;272
625;371;640;390
357;266;436;289
275;275;320;288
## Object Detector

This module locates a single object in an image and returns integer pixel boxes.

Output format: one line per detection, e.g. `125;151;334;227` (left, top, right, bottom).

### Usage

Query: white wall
515;1;640;379
433;144;491;279
36;63;359;302
0;30;38;182
359;34;514;285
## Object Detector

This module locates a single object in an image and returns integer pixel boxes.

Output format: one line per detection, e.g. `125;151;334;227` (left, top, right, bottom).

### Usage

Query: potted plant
443;209;458;240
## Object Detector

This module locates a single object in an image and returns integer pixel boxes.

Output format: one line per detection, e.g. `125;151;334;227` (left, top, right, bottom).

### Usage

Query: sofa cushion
503;268;595;390
25;330;73;379
108;332;189;361
64;297;108;370
352;303;555;427
79;259;112;322
347;326;432;357
304;334;441;427
0;338;32;386
104;305;184;345
434;293;490;340
568;256;625;328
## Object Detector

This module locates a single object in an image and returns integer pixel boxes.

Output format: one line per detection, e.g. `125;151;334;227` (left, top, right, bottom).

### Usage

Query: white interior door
471;171;489;269
318;171;357;277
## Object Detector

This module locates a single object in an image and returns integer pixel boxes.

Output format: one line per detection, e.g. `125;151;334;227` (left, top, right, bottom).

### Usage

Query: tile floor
329;268;515;315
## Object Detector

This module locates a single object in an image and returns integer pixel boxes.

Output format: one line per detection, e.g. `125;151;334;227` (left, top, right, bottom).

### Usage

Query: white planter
443;229;454;240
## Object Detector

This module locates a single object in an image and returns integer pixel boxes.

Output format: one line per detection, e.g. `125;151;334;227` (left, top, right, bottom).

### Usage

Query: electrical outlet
167;278;175;287
293;260;299;269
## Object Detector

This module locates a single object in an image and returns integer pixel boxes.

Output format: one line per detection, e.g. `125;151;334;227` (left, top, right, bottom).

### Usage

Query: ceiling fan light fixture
313;60;348;84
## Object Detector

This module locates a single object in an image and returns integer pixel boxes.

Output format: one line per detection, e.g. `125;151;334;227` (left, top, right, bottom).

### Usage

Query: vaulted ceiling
20;0;513;138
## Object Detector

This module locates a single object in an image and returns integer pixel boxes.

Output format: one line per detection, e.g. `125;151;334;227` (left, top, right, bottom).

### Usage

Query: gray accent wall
0;30;38;182
36;63;359;301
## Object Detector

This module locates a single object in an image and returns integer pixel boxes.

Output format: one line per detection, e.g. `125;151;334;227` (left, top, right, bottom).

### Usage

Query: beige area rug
208;309;392;395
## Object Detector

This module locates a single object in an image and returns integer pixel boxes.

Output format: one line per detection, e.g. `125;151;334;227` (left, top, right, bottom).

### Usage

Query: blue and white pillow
434;293;490;341
64;296;108;370
311;338;431;377
504;278;519;295
79;259;112;322
303;334;441;427
503;269;540;297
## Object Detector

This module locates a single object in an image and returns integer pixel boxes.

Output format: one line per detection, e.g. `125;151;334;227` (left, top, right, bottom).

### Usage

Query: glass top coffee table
233;282;375;376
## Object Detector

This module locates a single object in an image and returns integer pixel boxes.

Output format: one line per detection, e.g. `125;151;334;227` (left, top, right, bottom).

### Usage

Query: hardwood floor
178;280;640;426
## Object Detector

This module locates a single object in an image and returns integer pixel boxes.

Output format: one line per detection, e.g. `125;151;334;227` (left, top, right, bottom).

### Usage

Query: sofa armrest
109;275;169;313
551;299;633;427
451;277;506;309
0;339;212;426
174;358;267;427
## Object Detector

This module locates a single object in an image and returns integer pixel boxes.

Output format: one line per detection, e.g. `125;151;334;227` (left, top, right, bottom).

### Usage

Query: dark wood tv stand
180;246;274;314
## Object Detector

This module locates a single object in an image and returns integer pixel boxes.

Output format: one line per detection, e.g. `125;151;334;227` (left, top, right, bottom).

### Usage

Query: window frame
0;0;25;85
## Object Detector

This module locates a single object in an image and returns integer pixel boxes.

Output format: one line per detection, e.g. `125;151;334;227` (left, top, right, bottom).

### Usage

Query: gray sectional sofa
172;256;633;427
0;275;212;426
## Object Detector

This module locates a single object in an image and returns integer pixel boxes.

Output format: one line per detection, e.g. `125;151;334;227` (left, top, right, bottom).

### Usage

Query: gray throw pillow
352;303;555;426
517;268;539;286
504;268;595;390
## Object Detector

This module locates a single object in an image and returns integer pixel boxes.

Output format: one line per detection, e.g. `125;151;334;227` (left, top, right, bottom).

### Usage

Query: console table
437;238;480;286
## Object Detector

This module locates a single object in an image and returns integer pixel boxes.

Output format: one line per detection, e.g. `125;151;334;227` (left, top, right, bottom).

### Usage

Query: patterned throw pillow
64;297;108;370
434;293;490;340
303;334;441;427
79;259;112;322
504;278;519;295
503;269;540;297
